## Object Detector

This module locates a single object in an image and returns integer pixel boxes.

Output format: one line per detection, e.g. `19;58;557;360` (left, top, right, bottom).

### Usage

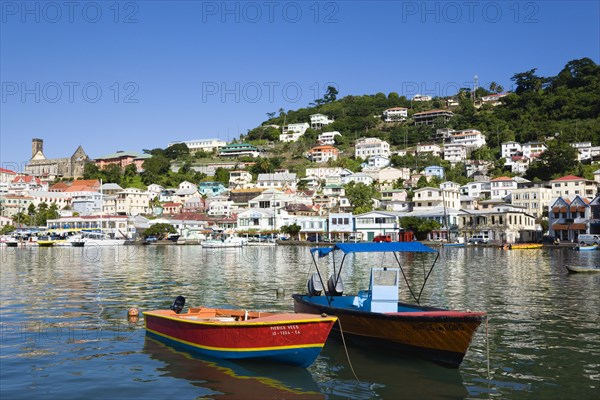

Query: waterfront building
510;182;553;219
548;195;593;242
354;211;399;241
459;208;539;244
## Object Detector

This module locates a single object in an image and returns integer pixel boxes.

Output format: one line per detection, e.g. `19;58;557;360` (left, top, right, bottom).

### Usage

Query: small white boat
70;231;126;247
566;265;600;273
576;244;598;251
201;236;248;248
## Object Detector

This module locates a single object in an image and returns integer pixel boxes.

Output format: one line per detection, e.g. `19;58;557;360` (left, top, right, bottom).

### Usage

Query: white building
383;107;408;122
256;173;297;190
310;114;334;130
450;129;486;149
116;188;152;215
355;137;391;159
522;142;546;158
460;181;491;199
363;155;390;169
167;138;227;154
280;123;309;142
412;94;432;101
490;177;517;201
501;141;522;159
317;131;341;145
206;196;234;216
417;143;442;157
228;170;253;189
341;173;374;186
71;192;103;216
443;143;467;164
570;142;600;162
413;187;461;210
510;183;553;219
306;167;348;180
354;211;399;241
549;175;598;199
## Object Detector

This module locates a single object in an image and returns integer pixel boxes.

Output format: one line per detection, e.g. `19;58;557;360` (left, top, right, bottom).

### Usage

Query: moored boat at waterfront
144;297;337;368
201;235;248;248
292;242;486;367
566;265;600;273
575;244;598;251
69;231;127;247
507;243;543;250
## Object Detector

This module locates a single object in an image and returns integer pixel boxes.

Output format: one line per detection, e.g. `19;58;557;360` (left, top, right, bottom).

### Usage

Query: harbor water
1;244;599;399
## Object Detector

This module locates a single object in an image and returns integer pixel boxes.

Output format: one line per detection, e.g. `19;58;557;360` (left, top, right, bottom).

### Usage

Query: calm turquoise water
1;245;599;399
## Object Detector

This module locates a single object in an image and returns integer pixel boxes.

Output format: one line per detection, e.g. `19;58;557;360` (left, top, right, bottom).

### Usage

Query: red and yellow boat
293;242;486;367
144;298;337;368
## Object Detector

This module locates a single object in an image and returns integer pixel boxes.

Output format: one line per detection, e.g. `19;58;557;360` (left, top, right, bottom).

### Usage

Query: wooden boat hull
143;308;337;368
566;265;600;273
292;294;485;367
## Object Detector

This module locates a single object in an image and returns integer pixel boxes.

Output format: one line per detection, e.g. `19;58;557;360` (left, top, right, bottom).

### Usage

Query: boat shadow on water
143;336;324;399
315;340;468;399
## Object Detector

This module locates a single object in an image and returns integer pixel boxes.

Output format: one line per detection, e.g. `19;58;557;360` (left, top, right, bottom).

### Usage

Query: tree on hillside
213;168;230;185
164;143;190;160
524;140;579;181
345;182;377;214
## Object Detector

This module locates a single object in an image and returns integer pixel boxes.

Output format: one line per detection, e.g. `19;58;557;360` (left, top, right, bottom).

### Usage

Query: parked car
468;235;489;244
144;235;158;244
373;235;392;243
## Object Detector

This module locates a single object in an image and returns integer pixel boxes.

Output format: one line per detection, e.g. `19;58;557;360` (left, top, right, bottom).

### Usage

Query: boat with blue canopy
292;242;486;367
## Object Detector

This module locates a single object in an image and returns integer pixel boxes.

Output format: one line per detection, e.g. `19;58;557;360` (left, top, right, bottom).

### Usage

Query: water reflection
143;336;323;399
1;245;599;399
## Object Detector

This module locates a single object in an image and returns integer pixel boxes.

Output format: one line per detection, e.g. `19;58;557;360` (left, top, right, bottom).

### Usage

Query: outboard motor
307;272;324;296
327;273;344;296
170;296;186;314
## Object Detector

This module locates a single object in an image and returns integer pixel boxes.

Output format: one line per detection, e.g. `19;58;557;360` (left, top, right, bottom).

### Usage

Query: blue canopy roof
311;242;437;258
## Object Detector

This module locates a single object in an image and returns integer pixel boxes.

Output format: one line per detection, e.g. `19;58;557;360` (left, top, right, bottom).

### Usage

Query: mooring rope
486;315;490;380
336;318;360;382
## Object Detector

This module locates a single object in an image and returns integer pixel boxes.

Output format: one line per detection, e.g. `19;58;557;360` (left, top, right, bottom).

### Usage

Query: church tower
32;138;44;158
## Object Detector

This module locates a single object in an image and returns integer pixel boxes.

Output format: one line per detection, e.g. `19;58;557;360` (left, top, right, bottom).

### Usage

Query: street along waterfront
1;245;598;399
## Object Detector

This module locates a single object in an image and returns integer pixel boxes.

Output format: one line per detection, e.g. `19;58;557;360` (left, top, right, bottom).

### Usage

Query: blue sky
1;0;599;170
